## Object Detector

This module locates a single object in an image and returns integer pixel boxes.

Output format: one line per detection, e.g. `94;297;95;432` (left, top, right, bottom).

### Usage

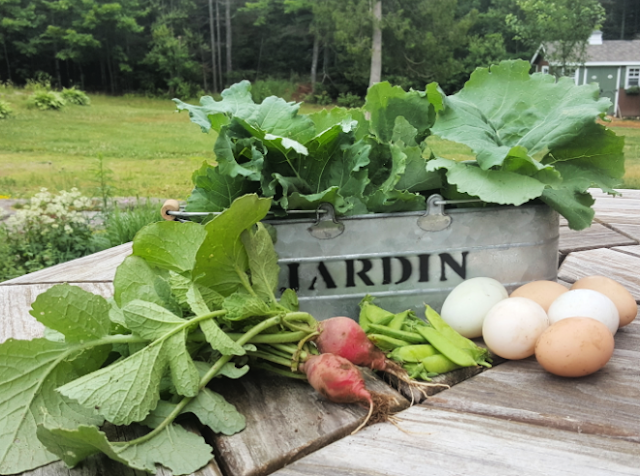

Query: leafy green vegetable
176;60;624;230
428;60;624;229
0;194;317;475
175;79;438;217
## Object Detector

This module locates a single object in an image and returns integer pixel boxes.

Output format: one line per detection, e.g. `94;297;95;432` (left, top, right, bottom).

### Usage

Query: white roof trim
584;61;640;66
547;61;640;67
530;44;545;64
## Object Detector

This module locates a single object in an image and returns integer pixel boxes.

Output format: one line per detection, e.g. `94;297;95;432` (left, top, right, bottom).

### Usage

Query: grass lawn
1;87;640;200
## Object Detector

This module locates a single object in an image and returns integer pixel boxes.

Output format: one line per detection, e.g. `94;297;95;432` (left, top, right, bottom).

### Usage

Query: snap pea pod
416;326;478;367
421;354;462;374
424;306;492;367
367;334;411;351
388;344;438;363
358;298;395;332
367;323;426;344
388;310;411;331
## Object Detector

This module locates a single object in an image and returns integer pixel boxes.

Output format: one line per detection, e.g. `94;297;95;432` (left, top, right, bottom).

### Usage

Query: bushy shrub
337;92;364;108
27;90;66;110
0;100;13;119
61;87;91;105
0;188;97;281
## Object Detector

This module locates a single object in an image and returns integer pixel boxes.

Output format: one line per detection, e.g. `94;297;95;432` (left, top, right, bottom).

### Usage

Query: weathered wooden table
2;189;639;476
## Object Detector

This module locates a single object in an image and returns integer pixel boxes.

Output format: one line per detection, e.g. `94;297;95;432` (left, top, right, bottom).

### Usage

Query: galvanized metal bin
266;196;559;320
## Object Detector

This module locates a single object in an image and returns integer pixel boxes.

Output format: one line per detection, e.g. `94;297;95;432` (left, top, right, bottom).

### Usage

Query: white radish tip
161;199;180;221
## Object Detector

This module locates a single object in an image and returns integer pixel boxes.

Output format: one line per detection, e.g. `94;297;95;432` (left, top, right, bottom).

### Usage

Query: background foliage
1;0;638;97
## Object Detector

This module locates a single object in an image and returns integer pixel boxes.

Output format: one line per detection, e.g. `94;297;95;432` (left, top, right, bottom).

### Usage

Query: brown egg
535;317;615;377
571;276;637;327
510;280;569;312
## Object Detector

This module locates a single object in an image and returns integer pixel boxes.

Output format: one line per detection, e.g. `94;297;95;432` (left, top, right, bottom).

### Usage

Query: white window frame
541;65;550;74
626;67;640;88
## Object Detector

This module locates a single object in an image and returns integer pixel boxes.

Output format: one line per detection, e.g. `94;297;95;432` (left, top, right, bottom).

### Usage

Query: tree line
0;0;638;98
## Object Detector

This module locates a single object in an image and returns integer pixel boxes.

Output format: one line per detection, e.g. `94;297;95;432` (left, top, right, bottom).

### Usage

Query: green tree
143;23;200;96
507;0;606;75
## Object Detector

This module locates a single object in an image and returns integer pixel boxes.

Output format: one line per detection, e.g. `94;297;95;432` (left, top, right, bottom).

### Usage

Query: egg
510;280;569;312
547;289;619;335
535;317;615;377
482;297;550;360
571;275;637;327
440;277;509;338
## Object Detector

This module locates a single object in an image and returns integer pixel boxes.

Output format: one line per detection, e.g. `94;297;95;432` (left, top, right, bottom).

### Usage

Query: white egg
547;289;619;335
482;297;550;360
440;277;509;338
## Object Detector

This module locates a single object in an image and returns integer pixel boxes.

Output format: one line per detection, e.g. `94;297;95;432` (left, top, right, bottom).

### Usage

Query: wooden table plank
1;243;132;285
606;224;640;241
422;322;640;442
558;248;640;297
208;370;409;476
558;223;637;254
271;406;640;476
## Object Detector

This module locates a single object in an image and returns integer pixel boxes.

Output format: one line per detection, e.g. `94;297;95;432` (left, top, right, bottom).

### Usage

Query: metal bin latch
308;203;345;239
417;194;452;232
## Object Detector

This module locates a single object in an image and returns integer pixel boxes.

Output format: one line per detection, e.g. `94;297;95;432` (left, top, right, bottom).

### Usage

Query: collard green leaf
174;80;257;132
364;189;426;213
185;161;257;214
30;284;111;342
214;128;266;180
249;96;316;144
37;423;214;476
308;107;356;135
132;221;207;275
0;339;107;474
431;60;611;170
427;157;546;206
365;81;435;144
193;194;272;295
241;222;280;303
544;123;625;194
395;143;441;193
541;188;596;231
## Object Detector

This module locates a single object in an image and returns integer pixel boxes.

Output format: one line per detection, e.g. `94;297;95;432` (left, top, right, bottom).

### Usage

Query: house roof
584;41;640;62
532;40;640;65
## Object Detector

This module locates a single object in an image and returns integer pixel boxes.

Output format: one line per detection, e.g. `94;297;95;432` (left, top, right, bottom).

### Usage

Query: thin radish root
351;391;397;435
382;359;450;399
300;354;397;435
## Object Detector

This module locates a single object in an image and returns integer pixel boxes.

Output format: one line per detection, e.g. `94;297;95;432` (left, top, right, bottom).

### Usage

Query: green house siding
575;66;620;114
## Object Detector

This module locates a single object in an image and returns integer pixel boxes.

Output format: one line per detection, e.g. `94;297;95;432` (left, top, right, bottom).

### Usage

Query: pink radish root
300;353;393;433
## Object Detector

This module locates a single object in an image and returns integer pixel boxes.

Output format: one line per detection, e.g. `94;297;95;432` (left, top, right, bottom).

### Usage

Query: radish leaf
30;284;111;342
37;423;214;475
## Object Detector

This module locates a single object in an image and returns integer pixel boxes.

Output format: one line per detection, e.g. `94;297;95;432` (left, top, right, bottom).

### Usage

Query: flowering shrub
1;188;99;281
